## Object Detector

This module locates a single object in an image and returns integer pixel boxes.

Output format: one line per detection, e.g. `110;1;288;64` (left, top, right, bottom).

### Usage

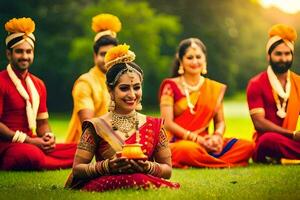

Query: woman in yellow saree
159;38;254;168
65;44;179;191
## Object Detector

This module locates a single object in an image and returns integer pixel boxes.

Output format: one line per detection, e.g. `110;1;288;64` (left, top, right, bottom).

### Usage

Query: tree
69;0;181;108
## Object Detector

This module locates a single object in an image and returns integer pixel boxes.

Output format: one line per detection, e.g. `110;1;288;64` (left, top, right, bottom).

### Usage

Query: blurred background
1;0;300;114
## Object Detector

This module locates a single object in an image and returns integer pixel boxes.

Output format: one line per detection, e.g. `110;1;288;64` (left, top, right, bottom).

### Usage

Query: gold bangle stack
85;159;110;178
96;159;110;176
85;162;98;177
146;162;162;177
12;130;27;143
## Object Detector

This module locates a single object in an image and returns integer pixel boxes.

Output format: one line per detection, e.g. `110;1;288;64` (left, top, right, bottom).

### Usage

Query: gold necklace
111;111;138;138
180;75;204;114
181;75;204;92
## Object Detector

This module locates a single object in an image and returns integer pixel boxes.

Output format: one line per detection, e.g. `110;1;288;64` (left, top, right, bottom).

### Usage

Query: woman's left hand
128;159;150;173
210;134;223;153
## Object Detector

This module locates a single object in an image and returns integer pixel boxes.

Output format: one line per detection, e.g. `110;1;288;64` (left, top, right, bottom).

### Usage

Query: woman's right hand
108;157;133;174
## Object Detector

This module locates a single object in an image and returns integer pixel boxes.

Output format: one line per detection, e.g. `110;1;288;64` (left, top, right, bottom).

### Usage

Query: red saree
159;78;254;168
247;71;300;162
65;116;180;192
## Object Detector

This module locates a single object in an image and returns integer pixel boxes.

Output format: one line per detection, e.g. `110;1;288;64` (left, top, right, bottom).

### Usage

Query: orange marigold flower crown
104;44;136;70
268;24;297;42
92;13;121;42
266;24;297;53
5;17;35;34
5;17;36;49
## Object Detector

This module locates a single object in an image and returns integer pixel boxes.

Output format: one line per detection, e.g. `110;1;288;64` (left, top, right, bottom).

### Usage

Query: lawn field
1;101;300;200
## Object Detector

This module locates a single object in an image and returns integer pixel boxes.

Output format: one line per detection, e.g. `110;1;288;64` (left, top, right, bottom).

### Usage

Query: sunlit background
259;0;300;14
0;0;300;112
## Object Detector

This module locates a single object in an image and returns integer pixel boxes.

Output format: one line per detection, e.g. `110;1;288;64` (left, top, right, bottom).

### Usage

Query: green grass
1;166;300;200
2;101;300;199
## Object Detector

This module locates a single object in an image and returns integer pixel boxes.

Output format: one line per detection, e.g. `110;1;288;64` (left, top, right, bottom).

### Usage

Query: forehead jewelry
190;39;198;49
126;64;135;78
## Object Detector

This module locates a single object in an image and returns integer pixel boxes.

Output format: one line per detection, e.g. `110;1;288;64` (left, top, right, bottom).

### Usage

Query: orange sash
174;78;226;136
282;72;300;130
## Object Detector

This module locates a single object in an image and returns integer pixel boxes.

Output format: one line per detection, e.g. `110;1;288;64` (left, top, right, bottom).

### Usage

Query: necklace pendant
277;110;286;118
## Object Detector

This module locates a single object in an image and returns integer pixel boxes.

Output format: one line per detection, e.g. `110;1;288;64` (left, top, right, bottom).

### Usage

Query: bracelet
12;130;27;143
145;162;162;177
95;159;110;176
183;130;191;140
292;130;297;139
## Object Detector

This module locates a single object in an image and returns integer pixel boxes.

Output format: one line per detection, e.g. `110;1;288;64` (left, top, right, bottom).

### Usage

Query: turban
266;24;297;54
5;17;36;49
92;13;122;43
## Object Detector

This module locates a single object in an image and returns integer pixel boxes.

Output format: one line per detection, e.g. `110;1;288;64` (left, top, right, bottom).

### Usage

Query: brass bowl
121;143;147;159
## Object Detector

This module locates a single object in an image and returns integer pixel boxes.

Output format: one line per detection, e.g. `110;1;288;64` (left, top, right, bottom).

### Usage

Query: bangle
12;130;27;143
145;162;162;177
94;159;110;176
292;130;297;139
183;130;191;140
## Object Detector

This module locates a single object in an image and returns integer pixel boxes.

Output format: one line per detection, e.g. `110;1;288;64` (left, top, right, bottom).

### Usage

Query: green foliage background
0;0;300;112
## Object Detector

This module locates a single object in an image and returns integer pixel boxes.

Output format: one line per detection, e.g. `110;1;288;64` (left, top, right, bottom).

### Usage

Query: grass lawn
2;101;300;199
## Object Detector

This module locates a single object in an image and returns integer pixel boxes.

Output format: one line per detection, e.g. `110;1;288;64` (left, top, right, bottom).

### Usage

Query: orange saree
159;78;254;168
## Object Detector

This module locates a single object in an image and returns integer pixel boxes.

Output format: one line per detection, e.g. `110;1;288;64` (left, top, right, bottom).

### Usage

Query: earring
108;100;115;112
136;99;142;111
201;63;207;75
178;65;184;75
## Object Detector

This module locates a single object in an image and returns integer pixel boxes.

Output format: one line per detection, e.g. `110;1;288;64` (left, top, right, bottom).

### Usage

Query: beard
269;59;293;74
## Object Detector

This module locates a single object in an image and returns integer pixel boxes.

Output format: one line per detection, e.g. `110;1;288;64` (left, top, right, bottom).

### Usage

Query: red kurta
0;69;76;170
159;78;253;168
247;71;300;162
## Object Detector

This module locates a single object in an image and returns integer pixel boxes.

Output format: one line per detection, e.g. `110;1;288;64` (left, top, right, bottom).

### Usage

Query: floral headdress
105;44;143;87
5;17;36;49
266;24;297;53
92;13;121;42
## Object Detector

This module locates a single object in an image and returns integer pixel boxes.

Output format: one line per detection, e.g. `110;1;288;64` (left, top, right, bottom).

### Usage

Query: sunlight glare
260;0;300;14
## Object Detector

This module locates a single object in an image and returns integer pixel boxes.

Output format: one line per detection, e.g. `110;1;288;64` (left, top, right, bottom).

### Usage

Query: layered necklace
111;111;140;141
180;75;204;114
267;66;291;118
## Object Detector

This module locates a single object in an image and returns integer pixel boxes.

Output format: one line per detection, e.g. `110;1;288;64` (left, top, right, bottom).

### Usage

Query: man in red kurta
0;17;76;170
246;24;300;163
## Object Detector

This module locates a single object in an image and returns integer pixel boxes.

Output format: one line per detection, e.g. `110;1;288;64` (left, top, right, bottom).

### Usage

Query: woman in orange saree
159;38;254;168
65;45;179;192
